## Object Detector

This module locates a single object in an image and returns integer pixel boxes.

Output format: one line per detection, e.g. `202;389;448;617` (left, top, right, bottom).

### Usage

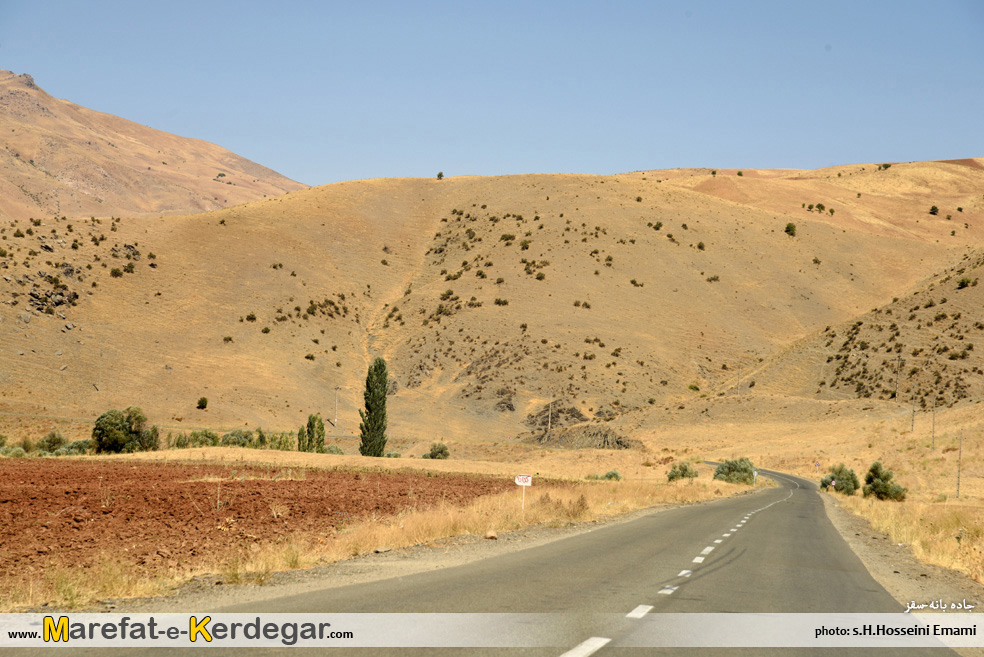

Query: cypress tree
359;357;388;456
297;425;308;452
307;413;325;453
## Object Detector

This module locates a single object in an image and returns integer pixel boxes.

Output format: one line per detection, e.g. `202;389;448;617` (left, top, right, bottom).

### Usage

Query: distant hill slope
0;70;304;221
1;161;982;442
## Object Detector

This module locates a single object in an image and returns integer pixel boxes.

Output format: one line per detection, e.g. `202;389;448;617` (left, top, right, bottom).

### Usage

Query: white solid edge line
692;556;705;563
678;569;692;577
626;604;654;618
701;546;714;555
560;636;612;657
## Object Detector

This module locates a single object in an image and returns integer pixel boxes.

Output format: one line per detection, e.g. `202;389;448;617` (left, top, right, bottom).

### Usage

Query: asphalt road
12;469;961;656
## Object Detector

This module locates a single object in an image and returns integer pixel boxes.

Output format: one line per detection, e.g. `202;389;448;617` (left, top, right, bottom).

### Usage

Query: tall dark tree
359;357;388;456
307;413;325;453
297;425;308;452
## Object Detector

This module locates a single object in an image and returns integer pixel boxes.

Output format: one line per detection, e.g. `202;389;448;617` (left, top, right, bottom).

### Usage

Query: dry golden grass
842;496;984;585
0;476;757;611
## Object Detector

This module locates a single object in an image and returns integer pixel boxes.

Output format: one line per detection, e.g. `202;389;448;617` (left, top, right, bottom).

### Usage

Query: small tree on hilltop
307;413;325;453
359;357;389;457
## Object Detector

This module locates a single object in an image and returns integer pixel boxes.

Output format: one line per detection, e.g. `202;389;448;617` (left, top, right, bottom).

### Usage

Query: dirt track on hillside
0;459;511;587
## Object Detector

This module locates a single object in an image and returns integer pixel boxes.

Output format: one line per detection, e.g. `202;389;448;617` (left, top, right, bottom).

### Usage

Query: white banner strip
0;613;980;648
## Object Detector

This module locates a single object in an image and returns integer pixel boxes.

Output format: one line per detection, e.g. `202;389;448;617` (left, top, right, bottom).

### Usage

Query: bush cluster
819;463;860;495
863;461;906;501
421;442;449;459
713;457;756;485
92;407;159;453
667;461;699;482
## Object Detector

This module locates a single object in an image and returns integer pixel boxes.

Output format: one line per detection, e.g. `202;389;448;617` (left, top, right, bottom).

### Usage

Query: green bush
188;429;219;447
62;439;93;455
1;446;26;458
863;461;906;501
422;442;449;459
197;397;208;409
385;452;401;458
820;463;860;495
668;462;699;481
37;431;67;453
221;429;254;447
325;445;344;455
92;408;156;453
929;206;939;216
0;435;7;448
713;457;756;485
785;223;796;237
602;469;621;481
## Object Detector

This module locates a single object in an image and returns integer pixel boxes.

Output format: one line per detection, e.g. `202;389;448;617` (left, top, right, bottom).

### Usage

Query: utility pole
910;398;915;433
547;398;553;435
956;432;963;499
334;386;340;427
894;354;902;402
931;403;936;449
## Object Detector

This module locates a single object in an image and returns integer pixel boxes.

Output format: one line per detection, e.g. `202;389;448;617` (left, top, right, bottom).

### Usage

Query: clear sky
2;1;982;186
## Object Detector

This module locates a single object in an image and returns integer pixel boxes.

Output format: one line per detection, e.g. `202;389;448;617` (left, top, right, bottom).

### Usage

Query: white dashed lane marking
713;539;723;544
560;637;612;657
626;605;653;618
658;585;678;595
678;569;692;577
692;556;705;563
700;546;714;555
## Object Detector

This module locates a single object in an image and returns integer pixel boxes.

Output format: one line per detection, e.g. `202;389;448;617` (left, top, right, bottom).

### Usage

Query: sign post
515;474;533;509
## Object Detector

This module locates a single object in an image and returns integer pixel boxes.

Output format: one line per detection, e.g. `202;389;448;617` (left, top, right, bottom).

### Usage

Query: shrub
437;172;444;180
197;397;208;410
603;469;621;481
0;435;6;448
325;445;344;455
221;429;254;447
957;277;972;289
110;268;123;278
37;431;67;453
713;457;756;485
385;452;401;458
668;462;699;481
494;298;509;306
819;463;860;495
422;442;449;459
92;407;159;453
2;446;26;458
62;439;92;455
929;206;939;216
863;461;906;501
188;429;219;447
785;223;796;237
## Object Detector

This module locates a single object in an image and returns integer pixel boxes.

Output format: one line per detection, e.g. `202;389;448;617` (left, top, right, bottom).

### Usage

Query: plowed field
0;459;511;585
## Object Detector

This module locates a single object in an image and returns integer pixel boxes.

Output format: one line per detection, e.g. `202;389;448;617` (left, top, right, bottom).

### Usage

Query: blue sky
2;1;982;186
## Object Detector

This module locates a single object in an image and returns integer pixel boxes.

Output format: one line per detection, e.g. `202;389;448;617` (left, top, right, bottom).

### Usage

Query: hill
0;70;304;222
2;160;982;449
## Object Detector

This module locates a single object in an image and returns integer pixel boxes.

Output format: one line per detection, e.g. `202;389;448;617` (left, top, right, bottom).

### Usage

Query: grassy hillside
2;160;982;446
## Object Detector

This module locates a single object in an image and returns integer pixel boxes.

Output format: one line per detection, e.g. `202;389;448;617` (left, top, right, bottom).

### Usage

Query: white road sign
515;474;533;486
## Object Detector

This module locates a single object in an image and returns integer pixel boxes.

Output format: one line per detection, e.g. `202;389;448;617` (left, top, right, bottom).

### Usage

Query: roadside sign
515;474;532;509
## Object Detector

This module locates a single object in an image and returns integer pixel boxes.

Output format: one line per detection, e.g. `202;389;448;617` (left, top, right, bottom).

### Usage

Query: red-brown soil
0;459;511;584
